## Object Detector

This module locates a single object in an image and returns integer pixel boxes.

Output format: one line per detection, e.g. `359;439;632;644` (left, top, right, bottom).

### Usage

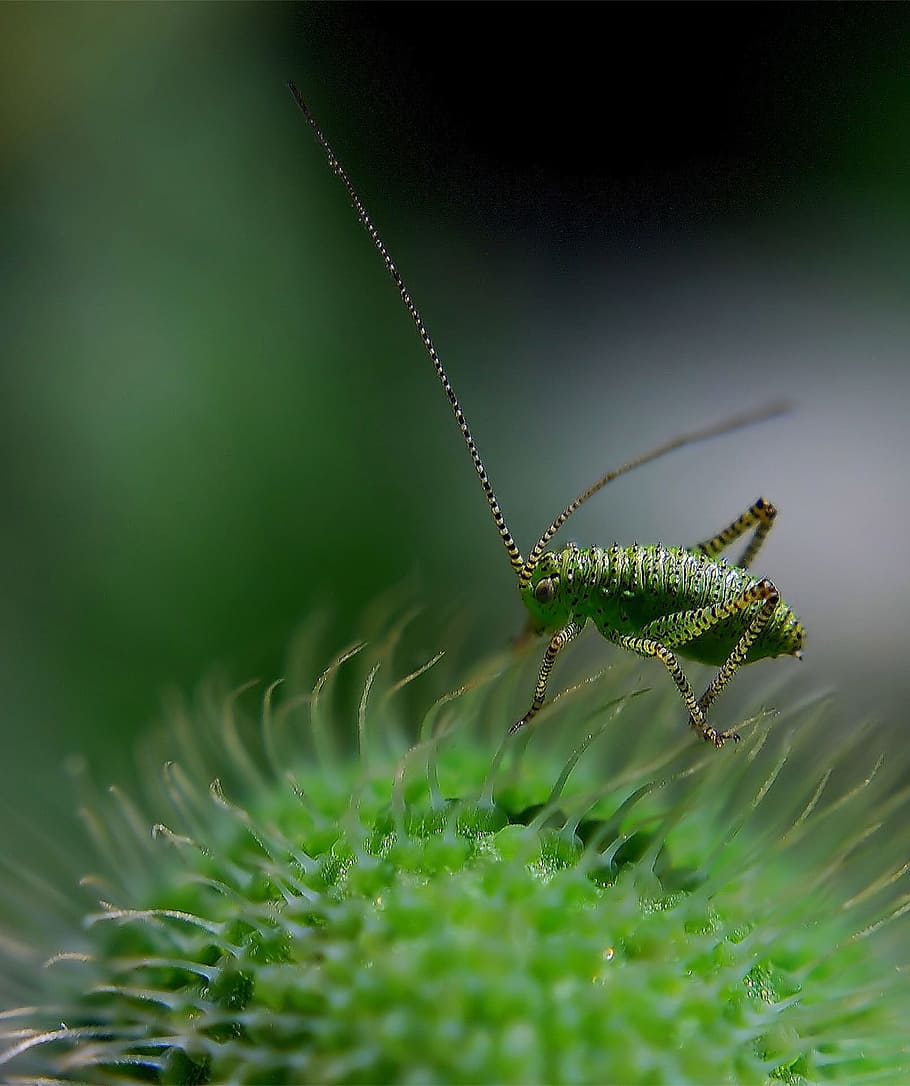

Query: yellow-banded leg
691;578;780;722
612;632;710;736
623;577;780;746
692;496;777;569
510;620;584;732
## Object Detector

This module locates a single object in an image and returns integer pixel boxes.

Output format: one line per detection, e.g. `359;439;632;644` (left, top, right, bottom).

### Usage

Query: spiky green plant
1;609;908;1084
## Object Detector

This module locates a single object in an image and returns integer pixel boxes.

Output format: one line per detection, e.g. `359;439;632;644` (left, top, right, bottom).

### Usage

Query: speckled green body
522;544;804;667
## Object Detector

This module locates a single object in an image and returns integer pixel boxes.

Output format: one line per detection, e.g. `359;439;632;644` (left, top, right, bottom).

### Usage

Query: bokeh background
3;5;910;854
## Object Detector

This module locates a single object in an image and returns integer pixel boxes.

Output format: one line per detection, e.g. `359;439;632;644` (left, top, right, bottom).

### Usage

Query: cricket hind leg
691;579;780;723
611;632;719;743
625;576;781;746
510;620;584;733
691;497;777;569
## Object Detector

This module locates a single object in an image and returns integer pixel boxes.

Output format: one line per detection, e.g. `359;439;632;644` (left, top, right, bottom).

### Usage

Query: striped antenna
520;400;792;584
290;84;790;593
289;82;525;576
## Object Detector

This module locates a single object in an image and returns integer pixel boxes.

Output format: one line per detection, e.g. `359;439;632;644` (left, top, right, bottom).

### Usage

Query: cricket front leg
510;620;583;733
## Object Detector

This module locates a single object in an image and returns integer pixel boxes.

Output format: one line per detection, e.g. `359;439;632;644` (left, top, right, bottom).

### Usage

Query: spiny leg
612;633;716;742
510;620;584;733
694;579;780;720
637;577;781;745
691;497;777;570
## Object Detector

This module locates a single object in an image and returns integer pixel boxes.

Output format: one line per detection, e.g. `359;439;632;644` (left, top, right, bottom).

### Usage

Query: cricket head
519;550;572;633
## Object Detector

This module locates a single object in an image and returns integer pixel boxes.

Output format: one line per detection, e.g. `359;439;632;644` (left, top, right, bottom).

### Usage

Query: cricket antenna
288;82;525;576
520;400;792;584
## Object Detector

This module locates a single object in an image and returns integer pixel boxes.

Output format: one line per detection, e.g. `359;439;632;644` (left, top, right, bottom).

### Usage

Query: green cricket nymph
290;82;805;748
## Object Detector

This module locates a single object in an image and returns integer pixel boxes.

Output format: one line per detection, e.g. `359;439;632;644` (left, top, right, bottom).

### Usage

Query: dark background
3;4;910;852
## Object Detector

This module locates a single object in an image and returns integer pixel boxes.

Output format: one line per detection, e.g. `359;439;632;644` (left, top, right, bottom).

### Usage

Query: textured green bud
1;620;908;1084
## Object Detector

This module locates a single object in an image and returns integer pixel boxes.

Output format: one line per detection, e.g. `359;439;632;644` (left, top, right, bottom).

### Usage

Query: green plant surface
1;617;908;1084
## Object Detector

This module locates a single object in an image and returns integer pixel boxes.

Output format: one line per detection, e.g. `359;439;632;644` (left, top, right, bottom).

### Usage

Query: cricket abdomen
535;543;804;667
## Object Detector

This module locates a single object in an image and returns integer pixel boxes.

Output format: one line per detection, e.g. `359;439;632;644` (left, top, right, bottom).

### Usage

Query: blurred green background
3;5;910;852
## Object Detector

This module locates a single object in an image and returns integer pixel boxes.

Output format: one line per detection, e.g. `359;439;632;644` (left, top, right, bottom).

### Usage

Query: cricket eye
534;577;556;604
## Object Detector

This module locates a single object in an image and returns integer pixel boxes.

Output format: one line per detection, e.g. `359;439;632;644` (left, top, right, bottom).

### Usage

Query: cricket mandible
289;82;805;747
